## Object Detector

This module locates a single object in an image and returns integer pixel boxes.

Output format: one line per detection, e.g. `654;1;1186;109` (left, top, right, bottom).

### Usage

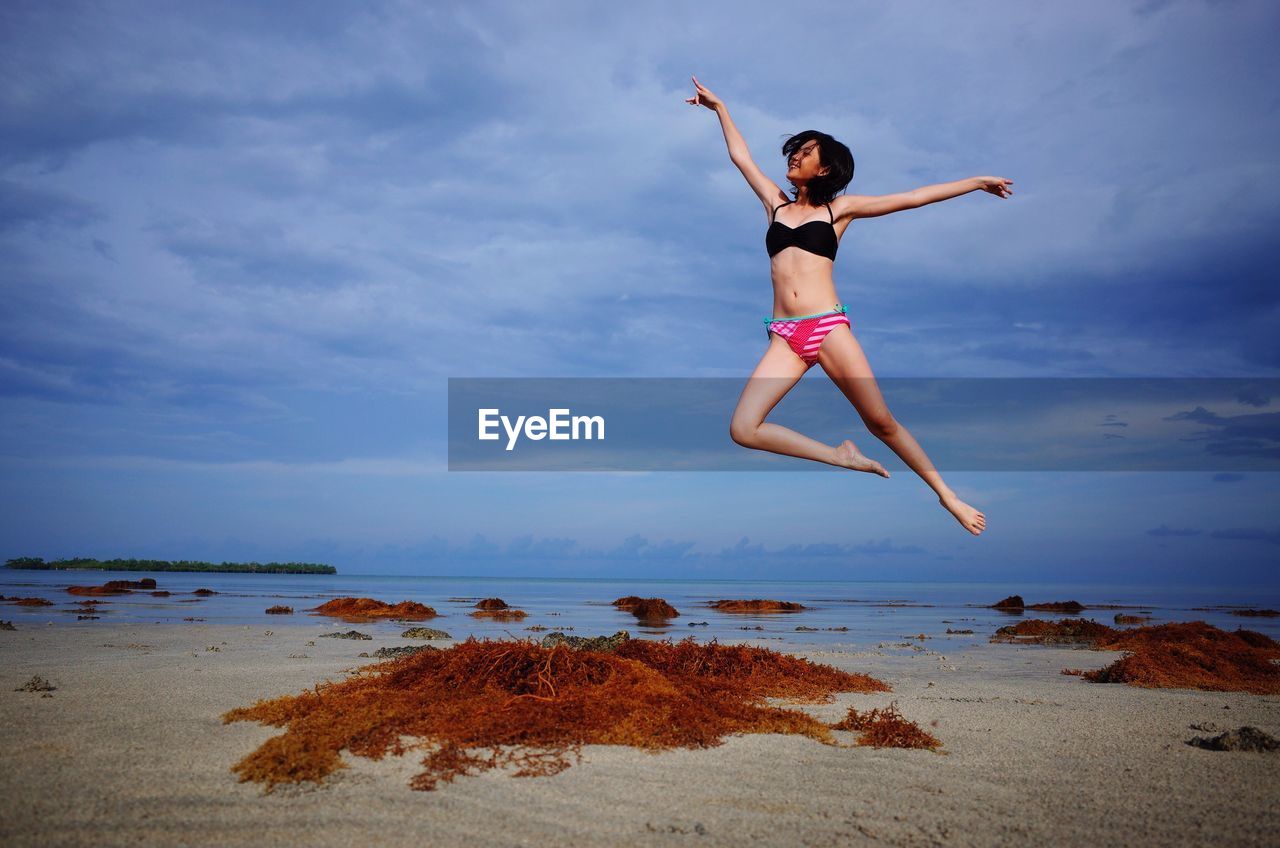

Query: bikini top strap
826;202;834;223
771;199;793;222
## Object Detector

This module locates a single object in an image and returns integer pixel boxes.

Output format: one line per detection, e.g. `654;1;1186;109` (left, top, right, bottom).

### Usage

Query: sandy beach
2;620;1277;848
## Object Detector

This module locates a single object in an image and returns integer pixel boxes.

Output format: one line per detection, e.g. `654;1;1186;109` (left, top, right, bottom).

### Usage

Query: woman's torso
766;200;851;318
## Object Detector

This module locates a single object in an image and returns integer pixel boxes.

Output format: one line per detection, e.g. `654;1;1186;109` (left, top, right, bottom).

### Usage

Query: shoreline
2;621;1278;847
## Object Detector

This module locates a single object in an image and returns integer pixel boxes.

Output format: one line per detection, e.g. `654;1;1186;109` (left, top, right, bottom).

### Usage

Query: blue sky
1;0;1277;583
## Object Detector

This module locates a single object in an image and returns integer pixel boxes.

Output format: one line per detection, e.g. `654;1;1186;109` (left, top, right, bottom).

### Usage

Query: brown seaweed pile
310;597;438;622
475;598;510;610
265;605;294;614
1029;601;1085;612
67;584;131;596
471;609;528;621
65;578;156;595
9;597;54;606
613;597;679;621
709;600;807;613
991;618;1114;645
995;618;1280;695
107;578;157;590
988;595;1084;613
222;636;889;793
832;702;942;751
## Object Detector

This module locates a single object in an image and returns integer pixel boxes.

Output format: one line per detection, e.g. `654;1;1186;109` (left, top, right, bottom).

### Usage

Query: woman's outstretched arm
687;75;787;213
841;176;1013;219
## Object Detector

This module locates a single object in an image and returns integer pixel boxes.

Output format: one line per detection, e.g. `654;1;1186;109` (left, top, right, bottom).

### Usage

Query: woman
687;75;1011;535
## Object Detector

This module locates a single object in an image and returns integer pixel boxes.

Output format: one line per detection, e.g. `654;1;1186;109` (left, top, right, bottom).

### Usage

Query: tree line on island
3;557;335;574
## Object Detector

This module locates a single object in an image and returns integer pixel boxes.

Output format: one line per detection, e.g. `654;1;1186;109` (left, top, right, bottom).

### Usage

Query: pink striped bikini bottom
763;304;849;366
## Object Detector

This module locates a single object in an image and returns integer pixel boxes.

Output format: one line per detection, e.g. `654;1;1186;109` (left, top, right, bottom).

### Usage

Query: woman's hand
976;176;1014;198
685;75;723;111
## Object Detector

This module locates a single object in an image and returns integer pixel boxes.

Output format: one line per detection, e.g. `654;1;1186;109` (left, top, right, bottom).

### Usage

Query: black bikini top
766;200;838;261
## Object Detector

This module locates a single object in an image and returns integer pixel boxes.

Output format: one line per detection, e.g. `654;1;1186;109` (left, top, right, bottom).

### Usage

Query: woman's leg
816;324;987;535
730;334;888;475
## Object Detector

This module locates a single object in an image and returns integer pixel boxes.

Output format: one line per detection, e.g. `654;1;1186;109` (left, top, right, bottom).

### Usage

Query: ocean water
3;570;1278;649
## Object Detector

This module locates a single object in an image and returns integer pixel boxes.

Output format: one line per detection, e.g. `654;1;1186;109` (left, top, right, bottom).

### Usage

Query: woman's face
787;140;829;183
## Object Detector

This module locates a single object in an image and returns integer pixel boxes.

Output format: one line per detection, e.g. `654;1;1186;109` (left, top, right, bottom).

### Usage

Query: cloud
1209;527;1280;546
1146;524;1201;538
1166;406;1280;460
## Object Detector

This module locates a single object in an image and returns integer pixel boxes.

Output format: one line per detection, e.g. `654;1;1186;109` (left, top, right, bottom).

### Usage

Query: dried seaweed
832;702;941;750
1027;601;1084;612
468;612;527;625
104;578;156;590
994;619;1280;695
991;618;1114;645
223;636;888;793
709;600;807;613
611;597;679;621
1082;622;1280;694
66;585;131;596
310;597;438;621
988;595;1083;613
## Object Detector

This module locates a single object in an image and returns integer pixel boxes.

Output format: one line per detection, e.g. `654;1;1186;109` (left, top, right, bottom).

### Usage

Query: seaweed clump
310;597;438;622
265;605;294;615
1028;600;1085;613
1081;622;1280;694
613;597;679;621
106;578;157;590
471;609;528;621
67;584;131;596
475;598;509;611
832;702;942;751
222;635;889;793
1187;726;1279;752
987;595;1084;613
991;618;1114;645
994;618;1280;695
709;600;807;613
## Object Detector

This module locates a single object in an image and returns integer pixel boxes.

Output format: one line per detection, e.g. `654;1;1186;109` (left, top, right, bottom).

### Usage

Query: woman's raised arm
840;176;1013;219
687;75;787;214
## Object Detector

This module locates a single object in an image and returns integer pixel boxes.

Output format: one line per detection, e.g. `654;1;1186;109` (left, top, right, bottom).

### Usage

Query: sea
3;570;1278;650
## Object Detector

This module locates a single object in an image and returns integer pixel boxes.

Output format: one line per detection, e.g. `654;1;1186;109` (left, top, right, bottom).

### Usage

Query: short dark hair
781;130;854;206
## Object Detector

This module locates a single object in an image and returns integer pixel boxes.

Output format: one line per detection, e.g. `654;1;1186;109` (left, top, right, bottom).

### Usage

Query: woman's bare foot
833;439;890;477
939;492;986;535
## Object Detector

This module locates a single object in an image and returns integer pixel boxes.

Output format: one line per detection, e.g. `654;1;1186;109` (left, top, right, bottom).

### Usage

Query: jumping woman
687;75;1011;535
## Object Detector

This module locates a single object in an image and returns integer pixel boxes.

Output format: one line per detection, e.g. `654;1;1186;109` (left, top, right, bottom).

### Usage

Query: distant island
4;557;336;575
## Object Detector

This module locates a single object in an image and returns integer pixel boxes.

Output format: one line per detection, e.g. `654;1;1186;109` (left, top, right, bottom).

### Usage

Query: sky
1;0;1277;583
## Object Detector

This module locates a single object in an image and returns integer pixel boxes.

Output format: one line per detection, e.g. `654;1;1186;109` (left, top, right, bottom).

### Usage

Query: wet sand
2;621;1278;847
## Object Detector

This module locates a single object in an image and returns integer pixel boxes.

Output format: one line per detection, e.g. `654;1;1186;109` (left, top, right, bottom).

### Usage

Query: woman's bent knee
729;420;758;447
864;416;899;439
